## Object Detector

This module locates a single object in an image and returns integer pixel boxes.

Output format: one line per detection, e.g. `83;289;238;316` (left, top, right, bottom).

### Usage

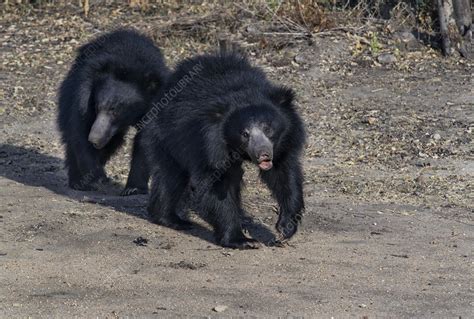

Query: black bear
142;52;306;249
57;29;169;192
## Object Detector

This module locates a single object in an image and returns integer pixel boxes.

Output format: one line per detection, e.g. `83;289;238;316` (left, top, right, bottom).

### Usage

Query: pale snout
88;112;116;149
248;127;273;171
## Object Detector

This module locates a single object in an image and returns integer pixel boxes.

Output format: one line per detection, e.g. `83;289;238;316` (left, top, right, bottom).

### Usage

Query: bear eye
263;126;272;135
241;131;249;139
108;105;118;114
147;81;158;91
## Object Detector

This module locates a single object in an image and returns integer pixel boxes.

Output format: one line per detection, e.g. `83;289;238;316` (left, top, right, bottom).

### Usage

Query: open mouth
258;159;273;170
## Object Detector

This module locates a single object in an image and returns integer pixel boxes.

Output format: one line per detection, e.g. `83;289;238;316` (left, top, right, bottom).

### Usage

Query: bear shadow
0;143;278;247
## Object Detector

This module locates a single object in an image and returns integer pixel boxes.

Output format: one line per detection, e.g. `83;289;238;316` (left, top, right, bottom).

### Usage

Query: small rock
394;31;417;43
359;303;367;308
294;53;308;65
213;305;228;312
415;174;429;187
377;53;397;64
133;236;148;246
412;159;431;167
367;116;377;125
393;31;421;51
246;25;259;35
432;133;441;141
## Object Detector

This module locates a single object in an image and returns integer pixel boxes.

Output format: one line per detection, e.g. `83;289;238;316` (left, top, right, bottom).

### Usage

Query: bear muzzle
88;112;116;149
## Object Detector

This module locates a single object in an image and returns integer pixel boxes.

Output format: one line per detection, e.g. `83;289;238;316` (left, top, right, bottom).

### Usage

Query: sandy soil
1;3;473;318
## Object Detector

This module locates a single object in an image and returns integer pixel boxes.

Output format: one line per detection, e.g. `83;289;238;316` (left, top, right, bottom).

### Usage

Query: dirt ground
1;3;473;318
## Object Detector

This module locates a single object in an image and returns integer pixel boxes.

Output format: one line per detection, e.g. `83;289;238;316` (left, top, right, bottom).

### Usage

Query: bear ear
270;87;295;109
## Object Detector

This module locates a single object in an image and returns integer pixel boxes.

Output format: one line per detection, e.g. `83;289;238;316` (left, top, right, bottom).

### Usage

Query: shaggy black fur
142;52;306;249
57;29;169;192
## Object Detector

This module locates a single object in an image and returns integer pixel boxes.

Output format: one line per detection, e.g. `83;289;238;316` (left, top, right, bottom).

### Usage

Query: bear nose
258;152;271;162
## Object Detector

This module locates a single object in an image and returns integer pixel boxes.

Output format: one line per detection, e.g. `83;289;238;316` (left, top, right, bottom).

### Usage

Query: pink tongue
258;161;273;170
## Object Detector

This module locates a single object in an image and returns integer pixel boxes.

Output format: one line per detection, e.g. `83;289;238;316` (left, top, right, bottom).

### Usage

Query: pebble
294;53;308;65
377;53;397;64
393;31;421;51
294;50;318;67
367;116;377;125
213;305;228;312
433;133;441;140
246;25;259;35
394;31;417;43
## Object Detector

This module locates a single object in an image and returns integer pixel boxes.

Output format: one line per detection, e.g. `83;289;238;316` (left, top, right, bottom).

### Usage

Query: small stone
394;31;417;43
393;31;421;51
294;53;308;65
367;117;377;125
433;133;441;140
213;305;228;312
246;25;259;34
415;174;429;187
377;53;397;64
359;304;367;308
133;236;148;246
412;159;431;167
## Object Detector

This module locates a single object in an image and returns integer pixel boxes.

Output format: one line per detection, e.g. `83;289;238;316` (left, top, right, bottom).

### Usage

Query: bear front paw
276;216;299;239
120;187;147;196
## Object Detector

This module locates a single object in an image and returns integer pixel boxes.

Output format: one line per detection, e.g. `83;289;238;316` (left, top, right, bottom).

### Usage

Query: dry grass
2;1;437;34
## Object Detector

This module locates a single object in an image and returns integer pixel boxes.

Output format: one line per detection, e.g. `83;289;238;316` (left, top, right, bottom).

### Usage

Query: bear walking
57;29;169;192
142;52;305;249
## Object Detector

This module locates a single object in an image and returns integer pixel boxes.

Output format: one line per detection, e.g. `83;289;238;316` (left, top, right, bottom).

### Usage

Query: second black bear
142;52;305;249
57;29;169;192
